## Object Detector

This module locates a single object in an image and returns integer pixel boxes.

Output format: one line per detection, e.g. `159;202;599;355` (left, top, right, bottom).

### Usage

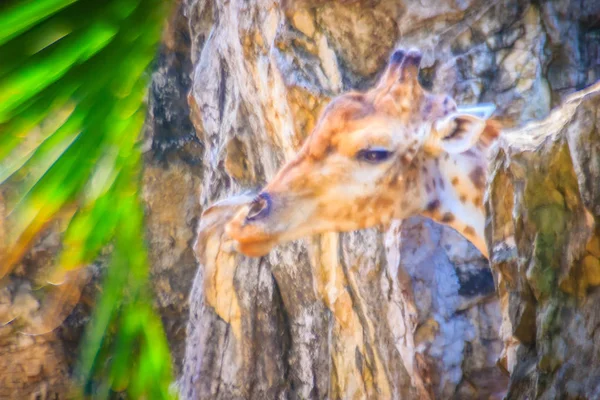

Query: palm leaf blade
0;0;176;398
0;0;78;45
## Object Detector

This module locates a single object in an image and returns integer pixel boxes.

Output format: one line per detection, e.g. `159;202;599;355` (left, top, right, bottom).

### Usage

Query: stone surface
142;0;203;374
177;0;600;399
1;0;600;398
487;82;600;399
0;216;99;399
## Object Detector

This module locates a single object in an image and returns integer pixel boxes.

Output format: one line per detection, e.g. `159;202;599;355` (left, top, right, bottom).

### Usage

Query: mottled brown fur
441;213;455;223
464;226;476;236
426;200;441;212
469;166;486;190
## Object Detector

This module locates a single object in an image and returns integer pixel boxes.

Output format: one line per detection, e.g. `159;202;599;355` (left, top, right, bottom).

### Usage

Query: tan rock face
2;0;600;399
142;0;205;375
0;220;96;398
175;1;600;399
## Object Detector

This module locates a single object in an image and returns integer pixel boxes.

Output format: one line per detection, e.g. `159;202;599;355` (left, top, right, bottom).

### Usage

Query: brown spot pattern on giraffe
426;199;440;212
464;226;476;236
469;166;485;189
441;212;455;223
365;195;395;211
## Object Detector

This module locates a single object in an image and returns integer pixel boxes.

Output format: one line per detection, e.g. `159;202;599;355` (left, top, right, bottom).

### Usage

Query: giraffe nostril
246;192;272;221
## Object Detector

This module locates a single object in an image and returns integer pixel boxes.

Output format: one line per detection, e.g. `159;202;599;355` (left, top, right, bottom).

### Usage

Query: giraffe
223;48;501;259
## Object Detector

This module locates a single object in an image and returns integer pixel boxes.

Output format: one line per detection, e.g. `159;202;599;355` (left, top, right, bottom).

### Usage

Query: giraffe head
224;49;499;257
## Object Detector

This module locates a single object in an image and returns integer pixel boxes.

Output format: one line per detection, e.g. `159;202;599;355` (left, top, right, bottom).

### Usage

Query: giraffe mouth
225;190;319;257
225;223;279;257
225;200;281;257
234;238;278;257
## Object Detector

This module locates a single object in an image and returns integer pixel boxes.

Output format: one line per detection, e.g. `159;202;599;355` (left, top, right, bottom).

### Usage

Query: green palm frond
0;0;175;398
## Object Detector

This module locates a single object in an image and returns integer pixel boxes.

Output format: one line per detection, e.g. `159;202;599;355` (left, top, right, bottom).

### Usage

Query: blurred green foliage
0;0;175;398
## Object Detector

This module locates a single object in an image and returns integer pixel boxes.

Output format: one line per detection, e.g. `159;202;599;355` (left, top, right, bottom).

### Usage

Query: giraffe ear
431;112;488;154
428;103;495;153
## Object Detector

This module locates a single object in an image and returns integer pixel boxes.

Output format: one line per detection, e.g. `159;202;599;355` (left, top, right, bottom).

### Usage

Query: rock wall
171;0;597;399
0;213;100;398
1;0;599;398
487;83;600;399
143;0;203;373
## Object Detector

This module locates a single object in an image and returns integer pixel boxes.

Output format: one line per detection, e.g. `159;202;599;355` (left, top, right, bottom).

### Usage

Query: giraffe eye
356;148;393;163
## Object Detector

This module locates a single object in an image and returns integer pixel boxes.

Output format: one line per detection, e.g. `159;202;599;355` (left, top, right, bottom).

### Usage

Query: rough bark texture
1;0;600;399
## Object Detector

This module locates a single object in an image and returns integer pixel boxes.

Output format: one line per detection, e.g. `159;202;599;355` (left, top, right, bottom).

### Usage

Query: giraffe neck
419;152;489;258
